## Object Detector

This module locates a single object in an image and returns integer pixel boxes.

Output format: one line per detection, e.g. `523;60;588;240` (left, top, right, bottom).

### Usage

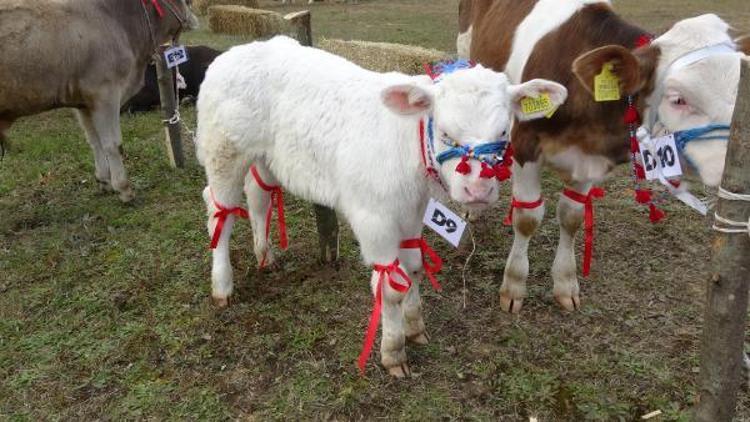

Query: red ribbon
562;187;605;277
142;0;165;18
399;238;443;291
503;197;544;226
209;190;249;249
250;166;288;254
358;260;412;374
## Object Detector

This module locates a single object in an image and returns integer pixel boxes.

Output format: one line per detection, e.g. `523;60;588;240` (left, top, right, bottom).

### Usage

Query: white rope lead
712;186;750;237
461;224;477;309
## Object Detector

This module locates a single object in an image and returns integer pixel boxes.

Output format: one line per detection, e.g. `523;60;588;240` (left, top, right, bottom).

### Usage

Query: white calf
196;36;567;376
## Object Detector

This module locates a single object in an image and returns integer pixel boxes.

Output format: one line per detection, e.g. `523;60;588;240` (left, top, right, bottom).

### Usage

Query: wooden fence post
283;10;340;263
155;47;185;168
694;58;750;421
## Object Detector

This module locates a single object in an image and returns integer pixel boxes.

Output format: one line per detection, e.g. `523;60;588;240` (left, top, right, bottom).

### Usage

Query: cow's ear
572;45;658;97
382;83;434;116
736;35;750;55
508;79;568;121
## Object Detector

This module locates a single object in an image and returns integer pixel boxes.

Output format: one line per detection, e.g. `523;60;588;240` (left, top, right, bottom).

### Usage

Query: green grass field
2;0;750;420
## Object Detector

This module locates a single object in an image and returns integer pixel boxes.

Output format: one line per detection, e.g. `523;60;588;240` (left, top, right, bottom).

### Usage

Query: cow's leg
350;211;410;377
203;139;250;307
501;161;544;313
551;181;591;311
243;162;277;269
75;109;112;192
399;214;429;345
89;100;133;202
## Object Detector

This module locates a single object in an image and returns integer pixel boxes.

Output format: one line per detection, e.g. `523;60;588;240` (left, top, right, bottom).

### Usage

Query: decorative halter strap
673;124;731;165
562;187;605;277
399;237;443;291
209;189;249;249
503;197;544;227
142;0;165;17
250;166;288;268
357;259;412;374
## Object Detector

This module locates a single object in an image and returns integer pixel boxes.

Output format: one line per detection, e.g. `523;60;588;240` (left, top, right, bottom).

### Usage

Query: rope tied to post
712;187;750;238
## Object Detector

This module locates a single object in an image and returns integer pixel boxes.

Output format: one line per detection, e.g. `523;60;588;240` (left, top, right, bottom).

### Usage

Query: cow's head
573;14;748;187
146;0;199;42
382;64;567;210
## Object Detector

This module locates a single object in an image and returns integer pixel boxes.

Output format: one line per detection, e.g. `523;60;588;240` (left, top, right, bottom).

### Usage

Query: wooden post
283;10;340;263
155;48;185;168
694;58;750;422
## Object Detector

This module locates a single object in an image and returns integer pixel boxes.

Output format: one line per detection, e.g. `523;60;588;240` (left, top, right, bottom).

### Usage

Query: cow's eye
671;97;688;106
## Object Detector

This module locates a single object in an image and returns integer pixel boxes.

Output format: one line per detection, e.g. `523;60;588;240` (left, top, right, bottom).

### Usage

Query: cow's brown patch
736;35;750;55
467;0;537;71
515;215;539;237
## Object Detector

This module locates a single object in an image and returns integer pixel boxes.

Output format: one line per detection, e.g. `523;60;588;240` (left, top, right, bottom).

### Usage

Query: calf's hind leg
243;162;278;269
88;99;134;202
75;109;111;192
203;139;251;306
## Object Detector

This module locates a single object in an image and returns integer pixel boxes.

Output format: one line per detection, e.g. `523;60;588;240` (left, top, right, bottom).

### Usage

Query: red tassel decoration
623;105;640;125
455;156;471;175
494;163;512;181
634;163;646;180
630;137;640;154
635;189;652;204
649;203;666;223
479;162;495;179
635;34;653;48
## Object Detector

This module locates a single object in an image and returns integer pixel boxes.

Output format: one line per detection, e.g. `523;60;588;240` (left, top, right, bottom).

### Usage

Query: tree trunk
155;48;185;168
283;10;340;263
694;58;750;422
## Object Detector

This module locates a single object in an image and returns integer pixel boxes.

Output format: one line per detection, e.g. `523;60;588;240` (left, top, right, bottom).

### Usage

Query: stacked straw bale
318;39;446;75
193;0;259;15
208;6;285;38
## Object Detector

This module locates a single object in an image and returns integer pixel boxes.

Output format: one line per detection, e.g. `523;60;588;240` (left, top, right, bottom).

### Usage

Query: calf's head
573;14;748;187
382;64;567;209
147;0;199;41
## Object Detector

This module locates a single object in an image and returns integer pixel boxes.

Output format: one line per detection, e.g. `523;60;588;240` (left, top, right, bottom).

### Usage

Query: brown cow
459;0;749;313
0;0;198;201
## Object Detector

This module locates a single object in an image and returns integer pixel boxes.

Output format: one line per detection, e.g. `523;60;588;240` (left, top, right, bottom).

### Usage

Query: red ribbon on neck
142;0;165;18
562;187;605;277
358;260;412;374
250;166;288;255
399;238;443;291
503;197;544;226
209;190;249;249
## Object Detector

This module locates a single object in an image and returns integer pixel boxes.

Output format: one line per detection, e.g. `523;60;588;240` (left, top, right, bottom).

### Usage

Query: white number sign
640;134;683;180
423;198;467;248
164;45;189;69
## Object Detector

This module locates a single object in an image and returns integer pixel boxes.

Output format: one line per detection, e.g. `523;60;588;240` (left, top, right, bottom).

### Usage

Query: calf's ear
736;36;750;55
382;83;434;116
508;79;568;121
572;45;658;98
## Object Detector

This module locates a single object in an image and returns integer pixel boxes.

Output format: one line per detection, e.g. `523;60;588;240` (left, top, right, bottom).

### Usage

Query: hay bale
208;6;285;38
318;39;447;75
193;0;259;15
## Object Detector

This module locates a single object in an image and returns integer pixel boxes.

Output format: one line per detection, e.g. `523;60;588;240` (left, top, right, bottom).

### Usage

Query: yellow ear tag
520;93;557;119
594;61;621;102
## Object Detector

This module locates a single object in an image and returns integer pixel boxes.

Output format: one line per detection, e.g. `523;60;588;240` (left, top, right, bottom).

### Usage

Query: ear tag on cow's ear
594;61;621;102
520;93;557;118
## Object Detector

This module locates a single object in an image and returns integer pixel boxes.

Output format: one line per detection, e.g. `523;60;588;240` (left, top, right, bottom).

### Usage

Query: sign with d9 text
423;198;467;248
164;45;188;69
640;134;683;180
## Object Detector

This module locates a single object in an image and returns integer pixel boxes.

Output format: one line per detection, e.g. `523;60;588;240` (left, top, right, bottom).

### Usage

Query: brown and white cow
459;0;749;313
0;0;198;202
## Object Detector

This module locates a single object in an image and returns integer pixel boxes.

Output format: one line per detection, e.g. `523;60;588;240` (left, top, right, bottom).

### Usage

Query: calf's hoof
118;188;136;203
97;179;115;193
407;332;430;345
386;362;412;378
212;296;230;308
499;292;524;314
555;294;581;312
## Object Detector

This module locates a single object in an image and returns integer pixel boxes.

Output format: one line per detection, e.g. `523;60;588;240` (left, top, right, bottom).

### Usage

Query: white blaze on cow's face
381;66;568;210
656;53;742;187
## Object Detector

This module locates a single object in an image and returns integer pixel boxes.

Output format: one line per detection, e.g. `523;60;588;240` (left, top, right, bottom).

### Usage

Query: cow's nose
464;185;494;203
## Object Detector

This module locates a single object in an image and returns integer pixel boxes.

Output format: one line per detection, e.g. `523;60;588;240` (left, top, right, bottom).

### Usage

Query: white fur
196;36;566;373
457;26;472;59
505;0;610;83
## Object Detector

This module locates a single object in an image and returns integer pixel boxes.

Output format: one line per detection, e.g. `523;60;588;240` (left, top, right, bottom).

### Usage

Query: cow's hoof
386;363;411;378
407;332;430;345
499;293;523;314
212;296;229;308
118;189;135;203
555;294;581;312
97;179;114;193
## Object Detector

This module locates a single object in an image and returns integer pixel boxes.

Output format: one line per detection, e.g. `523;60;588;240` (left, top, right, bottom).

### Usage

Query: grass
2;0;750;420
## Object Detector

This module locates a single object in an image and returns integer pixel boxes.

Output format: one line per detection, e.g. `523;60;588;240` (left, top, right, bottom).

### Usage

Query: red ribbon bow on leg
562;187;605;277
399;237;443;291
357;260;412;375
250;165;289;252
209;190;249;249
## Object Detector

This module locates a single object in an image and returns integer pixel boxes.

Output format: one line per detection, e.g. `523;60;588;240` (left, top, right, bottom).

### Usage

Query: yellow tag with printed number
520;93;557;118
594;61;621;102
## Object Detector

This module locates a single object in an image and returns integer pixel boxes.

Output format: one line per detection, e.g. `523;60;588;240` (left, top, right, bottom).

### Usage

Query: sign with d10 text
164;45;188;69
640;134;683;180
423;198;467;248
